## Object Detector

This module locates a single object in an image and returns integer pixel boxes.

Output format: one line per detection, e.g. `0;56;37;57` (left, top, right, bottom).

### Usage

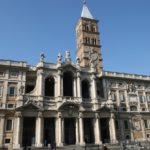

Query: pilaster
77;71;81;98
76;118;79;144
109;113;118;144
13;112;22;149
0;115;5;146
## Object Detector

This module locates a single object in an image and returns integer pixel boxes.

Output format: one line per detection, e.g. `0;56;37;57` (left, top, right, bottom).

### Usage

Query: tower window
91;26;96;32
83;24;89;31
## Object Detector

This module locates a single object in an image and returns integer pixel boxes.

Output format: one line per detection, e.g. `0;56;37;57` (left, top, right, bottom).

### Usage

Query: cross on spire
83;0;86;5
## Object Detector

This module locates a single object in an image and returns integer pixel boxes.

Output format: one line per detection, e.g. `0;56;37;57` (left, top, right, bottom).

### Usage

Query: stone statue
40;52;45;62
65;51;71;62
76;57;80;65
19;85;24;95
57;53;62;64
128;83;136;93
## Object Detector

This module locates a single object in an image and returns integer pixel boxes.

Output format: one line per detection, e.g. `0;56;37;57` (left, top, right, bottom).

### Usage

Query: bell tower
76;1;103;72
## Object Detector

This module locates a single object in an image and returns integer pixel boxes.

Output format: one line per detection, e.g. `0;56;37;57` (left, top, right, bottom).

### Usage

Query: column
129;117;134;140
109;113;117;143
143;91;149;112
57;69;62;97
94;114;101;144
0;115;5;147
61;118;64;144
35;112;43;147
76;118;79;144
77;71;81;98
13;112;22;149
91;74;97;100
73;76;77;97
79;113;84;145
56;114;63;146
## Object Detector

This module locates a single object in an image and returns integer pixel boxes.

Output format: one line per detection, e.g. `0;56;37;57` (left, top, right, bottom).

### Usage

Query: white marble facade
0;2;150;150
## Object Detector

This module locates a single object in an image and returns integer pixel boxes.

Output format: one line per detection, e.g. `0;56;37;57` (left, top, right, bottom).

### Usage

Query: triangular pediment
16;102;42;111
61;63;79;71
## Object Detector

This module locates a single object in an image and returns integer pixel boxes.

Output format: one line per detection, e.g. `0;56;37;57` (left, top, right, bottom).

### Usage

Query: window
146;93;150;102
144;120;148;129
8;86;16;96
0;86;3;97
0;71;4;77
124;120;129;129
9;70;18;78
120;92;125;102
45;76;55;97
6;119;12;131
147;134;150;138
5;139;10;144
139;93;144;103
82;80;90;99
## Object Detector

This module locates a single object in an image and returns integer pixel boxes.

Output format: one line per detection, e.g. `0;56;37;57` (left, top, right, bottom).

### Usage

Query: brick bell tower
76;0;103;72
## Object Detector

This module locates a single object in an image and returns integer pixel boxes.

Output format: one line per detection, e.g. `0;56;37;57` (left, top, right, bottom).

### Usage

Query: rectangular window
5;139;10;144
9;70;18;78
144;120;148;129
120;92;125;102
8;86;16;96
124;120;129;129
6;119;12;131
0;71;4;77
146;93;150;102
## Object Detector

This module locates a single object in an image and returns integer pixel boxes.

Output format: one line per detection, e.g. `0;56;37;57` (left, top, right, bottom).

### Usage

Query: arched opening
45;76;55;97
82;80;90;99
63;71;73;97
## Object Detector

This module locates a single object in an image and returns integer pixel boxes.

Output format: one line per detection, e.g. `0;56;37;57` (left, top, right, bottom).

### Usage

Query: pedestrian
103;144;108;150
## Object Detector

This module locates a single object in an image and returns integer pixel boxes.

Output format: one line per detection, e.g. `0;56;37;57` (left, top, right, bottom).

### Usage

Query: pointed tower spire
81;0;94;19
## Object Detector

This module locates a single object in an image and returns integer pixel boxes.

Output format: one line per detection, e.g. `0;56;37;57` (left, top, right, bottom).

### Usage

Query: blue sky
0;0;150;75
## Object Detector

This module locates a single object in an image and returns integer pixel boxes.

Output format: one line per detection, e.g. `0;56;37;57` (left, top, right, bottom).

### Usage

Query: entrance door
83;118;94;144
44;118;55;146
22;117;36;147
64;118;76;145
100;118;110;143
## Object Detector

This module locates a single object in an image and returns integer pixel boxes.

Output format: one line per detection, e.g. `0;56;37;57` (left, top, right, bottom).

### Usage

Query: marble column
56;114;63;146
61;118;64;144
35;112;44;147
57;69;62;97
94;114;101;144
0;115;5;147
76;118;79;144
77;71;81;98
79;113;84;145
13;112;22;149
91;74;97;100
37;69;44;96
109;113;117;143
73;76;77;97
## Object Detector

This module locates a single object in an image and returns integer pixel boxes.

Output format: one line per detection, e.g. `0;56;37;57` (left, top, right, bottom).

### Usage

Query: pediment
61;63;79;72
15;102;42;111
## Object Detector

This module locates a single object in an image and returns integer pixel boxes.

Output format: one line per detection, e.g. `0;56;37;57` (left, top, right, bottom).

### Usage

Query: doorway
100;118;110;143
22;117;36;147
64;118;76;145
44;118;55;146
83;118;94;144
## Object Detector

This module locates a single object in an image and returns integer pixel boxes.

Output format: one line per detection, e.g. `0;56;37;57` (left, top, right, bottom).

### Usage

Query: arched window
63;71;73;97
45;76;55;97
130;106;137;111
82;80;90;99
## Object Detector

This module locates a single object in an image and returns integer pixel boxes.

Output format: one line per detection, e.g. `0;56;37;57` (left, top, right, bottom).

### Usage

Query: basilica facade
0;2;150;150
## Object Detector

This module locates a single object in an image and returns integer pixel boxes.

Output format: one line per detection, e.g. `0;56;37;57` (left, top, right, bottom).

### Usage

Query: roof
81;2;94;19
